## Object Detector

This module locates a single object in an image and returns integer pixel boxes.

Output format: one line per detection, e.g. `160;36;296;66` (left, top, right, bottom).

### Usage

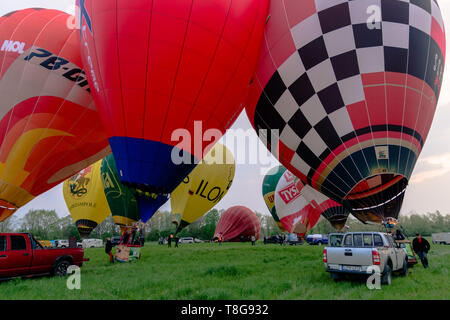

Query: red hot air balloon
214;206;260;242
0;9;110;222
77;0;269;195
246;0;446;223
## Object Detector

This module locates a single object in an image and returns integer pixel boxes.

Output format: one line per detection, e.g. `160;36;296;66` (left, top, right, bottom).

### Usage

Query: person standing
263;235;267;245
105;238;114;264
175;236;179;248
251;235;256;246
412;233;431;268
168;234;173;248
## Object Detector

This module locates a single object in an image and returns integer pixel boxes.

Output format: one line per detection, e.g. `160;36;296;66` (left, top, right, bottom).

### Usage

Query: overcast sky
2;0;450;221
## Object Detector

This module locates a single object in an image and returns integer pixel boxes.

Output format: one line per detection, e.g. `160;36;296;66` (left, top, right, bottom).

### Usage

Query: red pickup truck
0;233;87;280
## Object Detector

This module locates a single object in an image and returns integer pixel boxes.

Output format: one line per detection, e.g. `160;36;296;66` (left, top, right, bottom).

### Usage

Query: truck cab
0;233;86;280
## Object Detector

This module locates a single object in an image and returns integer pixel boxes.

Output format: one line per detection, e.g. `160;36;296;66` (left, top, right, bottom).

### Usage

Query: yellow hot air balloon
63;160;111;239
171;143;235;232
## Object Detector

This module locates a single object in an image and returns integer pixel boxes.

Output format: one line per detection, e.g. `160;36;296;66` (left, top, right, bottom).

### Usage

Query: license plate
342;265;361;272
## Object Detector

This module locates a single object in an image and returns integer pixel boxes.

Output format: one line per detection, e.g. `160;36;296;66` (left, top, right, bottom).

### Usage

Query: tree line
0;209;449;241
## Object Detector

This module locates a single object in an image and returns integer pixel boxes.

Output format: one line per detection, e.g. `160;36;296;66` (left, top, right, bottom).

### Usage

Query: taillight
323;248;327;263
372;250;380;265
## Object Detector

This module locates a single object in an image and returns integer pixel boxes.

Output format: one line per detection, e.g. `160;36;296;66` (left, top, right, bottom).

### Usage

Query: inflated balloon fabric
0;9;110;221
246;0;446;223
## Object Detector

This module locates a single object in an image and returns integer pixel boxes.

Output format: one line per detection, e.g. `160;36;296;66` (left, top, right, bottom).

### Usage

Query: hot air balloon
101;154;140;229
246;0;446;223
262;165;287;231
63;160;110;238
171;142;235;232
101;154;168;228
0;9;110;222
77;0;270;198
214;206;260;242
275;170;348;234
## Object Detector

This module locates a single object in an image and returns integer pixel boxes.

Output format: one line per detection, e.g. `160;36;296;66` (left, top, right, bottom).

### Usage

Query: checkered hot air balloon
246;0;446;224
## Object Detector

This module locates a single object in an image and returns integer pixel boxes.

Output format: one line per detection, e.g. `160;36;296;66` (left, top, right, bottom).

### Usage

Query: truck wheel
54;260;70;277
400;259;408;276
330;272;341;282
381;265;392;285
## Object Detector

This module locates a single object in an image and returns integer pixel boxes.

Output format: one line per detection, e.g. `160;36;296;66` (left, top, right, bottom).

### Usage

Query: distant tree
90;216;121;240
18;209;60;240
0;216;18;232
57;215;81;240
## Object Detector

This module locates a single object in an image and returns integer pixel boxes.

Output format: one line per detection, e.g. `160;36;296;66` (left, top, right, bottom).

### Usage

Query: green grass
0;242;448;300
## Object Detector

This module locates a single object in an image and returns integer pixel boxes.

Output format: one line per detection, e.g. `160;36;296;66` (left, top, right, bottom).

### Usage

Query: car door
5;234;33;277
386;235;399;270
0;235;8;277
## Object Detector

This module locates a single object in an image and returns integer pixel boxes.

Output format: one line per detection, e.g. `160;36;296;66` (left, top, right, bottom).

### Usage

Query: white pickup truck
323;232;408;285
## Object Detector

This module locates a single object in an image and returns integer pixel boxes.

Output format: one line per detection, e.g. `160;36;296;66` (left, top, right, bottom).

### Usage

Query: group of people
167;234;179;248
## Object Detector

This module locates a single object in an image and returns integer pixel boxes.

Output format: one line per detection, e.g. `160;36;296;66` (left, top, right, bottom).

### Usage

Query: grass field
0;241;449;300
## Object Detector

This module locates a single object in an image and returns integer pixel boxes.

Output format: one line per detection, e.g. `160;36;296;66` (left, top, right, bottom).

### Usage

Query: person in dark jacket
412;233;431;268
175;236;179;248
105;238;114;264
168;234;173;248
394;229;406;241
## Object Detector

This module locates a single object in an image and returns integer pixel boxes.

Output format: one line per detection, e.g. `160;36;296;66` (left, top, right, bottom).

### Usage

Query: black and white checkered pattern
255;0;445;188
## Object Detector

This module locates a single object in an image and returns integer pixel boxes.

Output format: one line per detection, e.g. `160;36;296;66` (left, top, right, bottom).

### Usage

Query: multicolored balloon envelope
63;160;110;238
246;0;446;223
171;143;235;232
214;206;260;242
77;0;269;195
262;166;287;232
101;154;167;226
275;171;348;234
101;154;139;227
0;9;110;222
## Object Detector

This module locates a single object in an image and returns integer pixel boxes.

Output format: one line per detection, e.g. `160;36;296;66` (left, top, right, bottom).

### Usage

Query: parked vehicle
323;232;408;285
179;237;194;244
194;238;203;243
287;233;302;245
0;233;87;280
432;233;450;245
54;239;69;248
264;235;280;244
82;239;104;248
306;234;328;245
111;236;121;246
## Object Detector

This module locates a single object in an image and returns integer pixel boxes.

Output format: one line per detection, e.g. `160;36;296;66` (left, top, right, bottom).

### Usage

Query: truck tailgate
327;248;373;266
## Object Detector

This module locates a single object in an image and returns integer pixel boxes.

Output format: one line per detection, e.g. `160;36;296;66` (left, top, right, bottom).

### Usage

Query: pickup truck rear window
353;234;363;247
0;236;6;251
363;234;373;247
373;234;384;246
10;235;27;251
343;234;352;246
